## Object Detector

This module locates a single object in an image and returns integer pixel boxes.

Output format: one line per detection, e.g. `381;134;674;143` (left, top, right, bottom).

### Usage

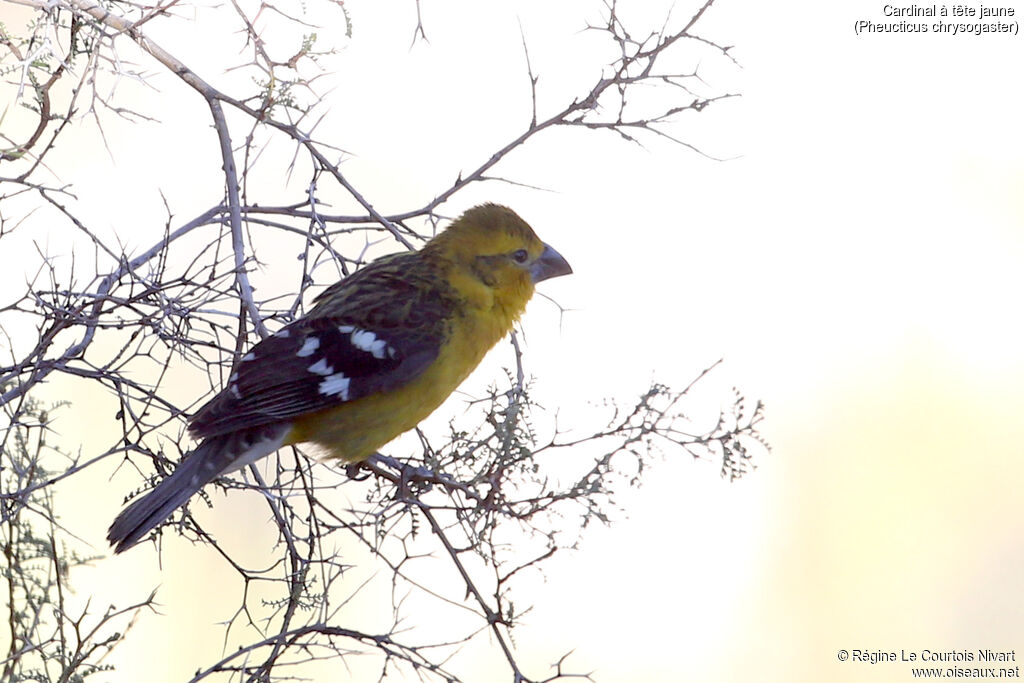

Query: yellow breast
286;306;513;463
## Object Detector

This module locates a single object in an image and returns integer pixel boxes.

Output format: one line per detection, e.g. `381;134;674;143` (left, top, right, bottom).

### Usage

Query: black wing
190;255;456;438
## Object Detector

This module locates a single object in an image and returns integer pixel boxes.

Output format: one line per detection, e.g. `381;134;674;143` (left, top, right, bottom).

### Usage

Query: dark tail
107;438;231;553
108;425;290;553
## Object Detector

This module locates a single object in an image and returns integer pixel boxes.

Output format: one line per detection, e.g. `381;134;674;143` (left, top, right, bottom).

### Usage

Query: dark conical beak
530;243;572;284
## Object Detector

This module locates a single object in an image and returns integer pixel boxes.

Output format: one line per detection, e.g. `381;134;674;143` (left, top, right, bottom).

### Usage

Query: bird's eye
511;249;529;264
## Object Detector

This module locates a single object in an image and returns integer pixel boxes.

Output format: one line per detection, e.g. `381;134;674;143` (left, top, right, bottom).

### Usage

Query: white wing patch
308;358;333;375
296;336;321;357
350;329;390;360
319;372;351;400
228;371;242;398
293;326;397;404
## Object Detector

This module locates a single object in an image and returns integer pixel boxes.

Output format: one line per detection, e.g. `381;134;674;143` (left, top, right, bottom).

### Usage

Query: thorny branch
0;1;759;682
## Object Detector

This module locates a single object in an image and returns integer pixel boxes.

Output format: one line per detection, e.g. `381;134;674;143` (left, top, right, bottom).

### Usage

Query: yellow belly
285;307;510;462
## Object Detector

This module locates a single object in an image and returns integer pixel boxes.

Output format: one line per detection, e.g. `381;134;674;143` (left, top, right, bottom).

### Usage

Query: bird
107;203;572;553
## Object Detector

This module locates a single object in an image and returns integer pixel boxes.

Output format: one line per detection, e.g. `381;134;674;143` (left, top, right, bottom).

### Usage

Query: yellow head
425;204;572;318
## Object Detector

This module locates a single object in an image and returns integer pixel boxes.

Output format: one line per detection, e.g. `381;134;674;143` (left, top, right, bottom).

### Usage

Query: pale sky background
2;0;1024;682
